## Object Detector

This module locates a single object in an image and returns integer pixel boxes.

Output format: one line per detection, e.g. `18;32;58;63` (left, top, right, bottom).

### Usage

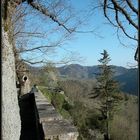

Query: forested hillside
57;64;138;95
29;64;138;96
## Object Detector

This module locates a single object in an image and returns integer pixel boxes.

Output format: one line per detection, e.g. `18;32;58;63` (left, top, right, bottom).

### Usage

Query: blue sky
20;0;137;68
52;0;137;67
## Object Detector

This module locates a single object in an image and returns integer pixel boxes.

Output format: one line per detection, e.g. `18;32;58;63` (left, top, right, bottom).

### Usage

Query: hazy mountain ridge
58;64;129;79
57;64;138;95
114;68;138;95
27;64;138;96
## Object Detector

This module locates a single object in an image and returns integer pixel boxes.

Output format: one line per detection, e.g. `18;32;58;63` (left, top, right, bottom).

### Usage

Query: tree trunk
2;28;21;140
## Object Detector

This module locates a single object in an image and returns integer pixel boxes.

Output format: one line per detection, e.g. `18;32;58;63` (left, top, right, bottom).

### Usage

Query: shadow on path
18;93;44;140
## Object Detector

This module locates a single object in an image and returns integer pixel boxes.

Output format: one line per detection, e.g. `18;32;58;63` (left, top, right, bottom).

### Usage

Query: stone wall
18;93;44;140
2;29;21;140
35;91;79;140
20;75;31;96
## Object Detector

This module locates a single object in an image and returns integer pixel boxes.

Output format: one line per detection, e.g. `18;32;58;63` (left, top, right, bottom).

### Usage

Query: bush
62;100;73;111
51;93;65;109
86;112;106;132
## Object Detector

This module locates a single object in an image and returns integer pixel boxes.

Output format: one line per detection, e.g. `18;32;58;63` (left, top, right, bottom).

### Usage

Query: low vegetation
39;86;71;119
39;83;138;140
36;51;138;140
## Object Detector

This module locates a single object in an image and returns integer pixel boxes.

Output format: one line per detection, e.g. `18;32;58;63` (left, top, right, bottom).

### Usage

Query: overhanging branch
103;0;118;27
18;44;58;53
29;2;72;33
111;0;138;30
114;5;137;41
126;0;138;15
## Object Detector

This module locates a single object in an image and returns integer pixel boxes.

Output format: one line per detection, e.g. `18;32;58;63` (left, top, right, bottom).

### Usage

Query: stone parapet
35;90;79;140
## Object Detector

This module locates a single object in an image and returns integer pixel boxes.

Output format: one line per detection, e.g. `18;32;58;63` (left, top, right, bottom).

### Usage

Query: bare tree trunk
2;28;21;140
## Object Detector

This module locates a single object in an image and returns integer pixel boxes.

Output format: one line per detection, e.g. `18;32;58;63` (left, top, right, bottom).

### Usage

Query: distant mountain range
57;64;138;96
28;64;138;96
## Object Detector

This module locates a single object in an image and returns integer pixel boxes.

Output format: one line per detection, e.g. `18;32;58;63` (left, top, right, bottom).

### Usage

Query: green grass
38;86;53;102
38;84;138;139
38;86;71;119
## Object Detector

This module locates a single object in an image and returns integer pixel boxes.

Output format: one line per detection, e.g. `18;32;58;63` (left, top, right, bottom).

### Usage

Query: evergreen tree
90;50;122;140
